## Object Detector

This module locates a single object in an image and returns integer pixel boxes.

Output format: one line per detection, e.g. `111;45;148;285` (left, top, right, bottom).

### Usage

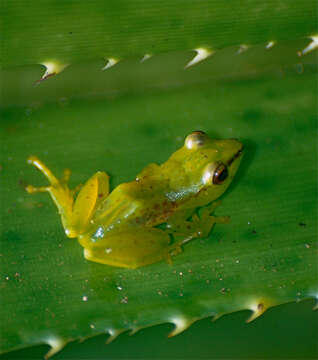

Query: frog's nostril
227;147;244;166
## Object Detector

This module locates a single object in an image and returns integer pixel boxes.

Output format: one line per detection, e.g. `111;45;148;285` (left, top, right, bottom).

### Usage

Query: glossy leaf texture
0;1;318;358
1;65;317;358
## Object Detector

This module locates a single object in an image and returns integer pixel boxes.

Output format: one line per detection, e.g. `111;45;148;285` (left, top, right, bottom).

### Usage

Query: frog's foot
196;200;230;233
26;156;110;238
26;156;78;236
167;200;230;252
199;200;222;218
26;156;76;207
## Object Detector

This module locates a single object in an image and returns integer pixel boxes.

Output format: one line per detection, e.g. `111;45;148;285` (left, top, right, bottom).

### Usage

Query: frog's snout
226;140;244;167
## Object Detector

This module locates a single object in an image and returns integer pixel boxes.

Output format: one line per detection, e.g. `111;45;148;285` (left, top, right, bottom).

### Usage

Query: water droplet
82;295;88;301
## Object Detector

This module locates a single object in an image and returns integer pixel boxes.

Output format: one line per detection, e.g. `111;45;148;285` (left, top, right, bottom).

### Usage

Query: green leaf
1;1;317;358
1;68;317;358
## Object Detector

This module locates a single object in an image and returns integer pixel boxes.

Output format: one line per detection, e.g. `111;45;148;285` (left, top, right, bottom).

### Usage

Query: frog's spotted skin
26;131;243;268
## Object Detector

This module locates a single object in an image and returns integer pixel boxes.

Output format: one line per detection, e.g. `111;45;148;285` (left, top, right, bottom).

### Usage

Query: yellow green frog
26;131;243;268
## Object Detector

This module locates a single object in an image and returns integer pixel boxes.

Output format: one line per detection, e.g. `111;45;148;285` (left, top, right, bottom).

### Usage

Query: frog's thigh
71;172;109;234
83;228;170;269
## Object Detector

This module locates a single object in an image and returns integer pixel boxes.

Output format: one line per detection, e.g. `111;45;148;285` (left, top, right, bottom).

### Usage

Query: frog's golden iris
26;131;243;269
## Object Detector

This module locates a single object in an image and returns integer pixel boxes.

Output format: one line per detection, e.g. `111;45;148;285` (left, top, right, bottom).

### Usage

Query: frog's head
167;131;243;206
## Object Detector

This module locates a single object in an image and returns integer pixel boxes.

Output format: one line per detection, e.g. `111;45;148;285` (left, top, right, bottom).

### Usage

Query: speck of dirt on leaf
82;296;88;302
121;296;128;304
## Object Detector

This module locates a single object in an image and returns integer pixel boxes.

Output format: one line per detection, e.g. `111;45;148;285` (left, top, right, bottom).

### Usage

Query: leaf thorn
184;48;213;69
299;35;318;56
141;54;152;63
102;58;120;71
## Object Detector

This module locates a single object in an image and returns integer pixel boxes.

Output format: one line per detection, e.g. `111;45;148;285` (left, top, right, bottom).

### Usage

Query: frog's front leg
26;156;109;237
167;200;230;251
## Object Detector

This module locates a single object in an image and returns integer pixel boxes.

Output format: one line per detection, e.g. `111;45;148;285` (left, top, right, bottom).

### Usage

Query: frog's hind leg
26;156;75;234
26;156;109;238
71;171;109;235
81;227;171;269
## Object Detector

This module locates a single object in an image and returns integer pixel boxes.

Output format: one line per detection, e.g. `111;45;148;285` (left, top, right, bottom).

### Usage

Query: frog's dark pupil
213;164;228;184
218;167;228;182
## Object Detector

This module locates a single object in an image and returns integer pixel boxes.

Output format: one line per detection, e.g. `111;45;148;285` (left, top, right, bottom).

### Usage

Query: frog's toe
169;242;184;257
214;215;230;224
26;156;60;186
71;183;83;196
25;184;50;193
61;168;71;183
27;155;41;165
201;200;223;218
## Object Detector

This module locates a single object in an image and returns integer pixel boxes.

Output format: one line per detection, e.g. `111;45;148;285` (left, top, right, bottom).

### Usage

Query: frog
26;131;243;269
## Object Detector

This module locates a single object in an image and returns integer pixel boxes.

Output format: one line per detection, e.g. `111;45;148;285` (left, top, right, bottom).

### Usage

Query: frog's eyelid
202;162;229;185
184;131;208;149
202;163;216;185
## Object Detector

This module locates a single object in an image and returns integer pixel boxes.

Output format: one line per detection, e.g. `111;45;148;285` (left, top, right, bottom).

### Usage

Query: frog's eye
203;162;229;185
184;131;208;149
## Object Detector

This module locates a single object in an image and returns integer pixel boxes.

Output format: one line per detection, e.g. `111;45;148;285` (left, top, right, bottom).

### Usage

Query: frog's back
90;178;173;234
90;182;141;231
